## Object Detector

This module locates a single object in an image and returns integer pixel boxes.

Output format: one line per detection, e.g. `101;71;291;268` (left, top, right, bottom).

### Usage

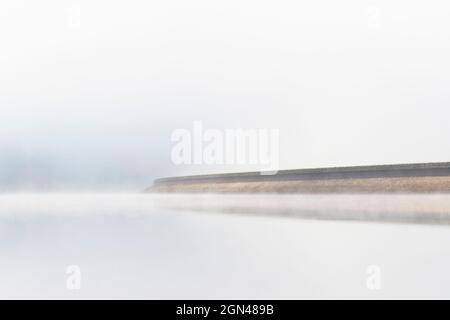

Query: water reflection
1;193;450;299
156;193;450;225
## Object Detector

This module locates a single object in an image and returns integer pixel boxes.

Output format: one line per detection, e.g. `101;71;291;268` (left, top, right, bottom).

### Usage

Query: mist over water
2;0;450;300
1;193;450;299
2;0;450;191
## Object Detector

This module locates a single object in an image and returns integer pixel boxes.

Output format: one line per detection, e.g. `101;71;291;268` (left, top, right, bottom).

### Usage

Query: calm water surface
1;193;450;299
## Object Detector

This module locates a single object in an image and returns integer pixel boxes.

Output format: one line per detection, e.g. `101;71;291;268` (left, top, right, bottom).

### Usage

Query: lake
1;193;450;299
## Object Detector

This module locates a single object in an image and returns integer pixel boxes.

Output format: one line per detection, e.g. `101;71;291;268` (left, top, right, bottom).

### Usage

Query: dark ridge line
153;162;450;185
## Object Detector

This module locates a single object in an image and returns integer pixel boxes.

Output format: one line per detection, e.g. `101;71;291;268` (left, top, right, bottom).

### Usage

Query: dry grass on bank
151;176;450;193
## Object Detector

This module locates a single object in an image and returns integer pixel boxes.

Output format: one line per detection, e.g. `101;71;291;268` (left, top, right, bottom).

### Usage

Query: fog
1;0;450;191
2;193;450;299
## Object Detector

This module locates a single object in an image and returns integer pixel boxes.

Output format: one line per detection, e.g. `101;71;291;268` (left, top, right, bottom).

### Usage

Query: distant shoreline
148;162;450;193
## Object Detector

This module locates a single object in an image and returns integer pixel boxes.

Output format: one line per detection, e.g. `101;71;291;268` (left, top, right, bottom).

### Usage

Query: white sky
1;0;450;190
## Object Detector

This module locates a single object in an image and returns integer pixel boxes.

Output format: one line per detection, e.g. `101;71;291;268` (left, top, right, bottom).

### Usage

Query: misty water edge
1;193;450;299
